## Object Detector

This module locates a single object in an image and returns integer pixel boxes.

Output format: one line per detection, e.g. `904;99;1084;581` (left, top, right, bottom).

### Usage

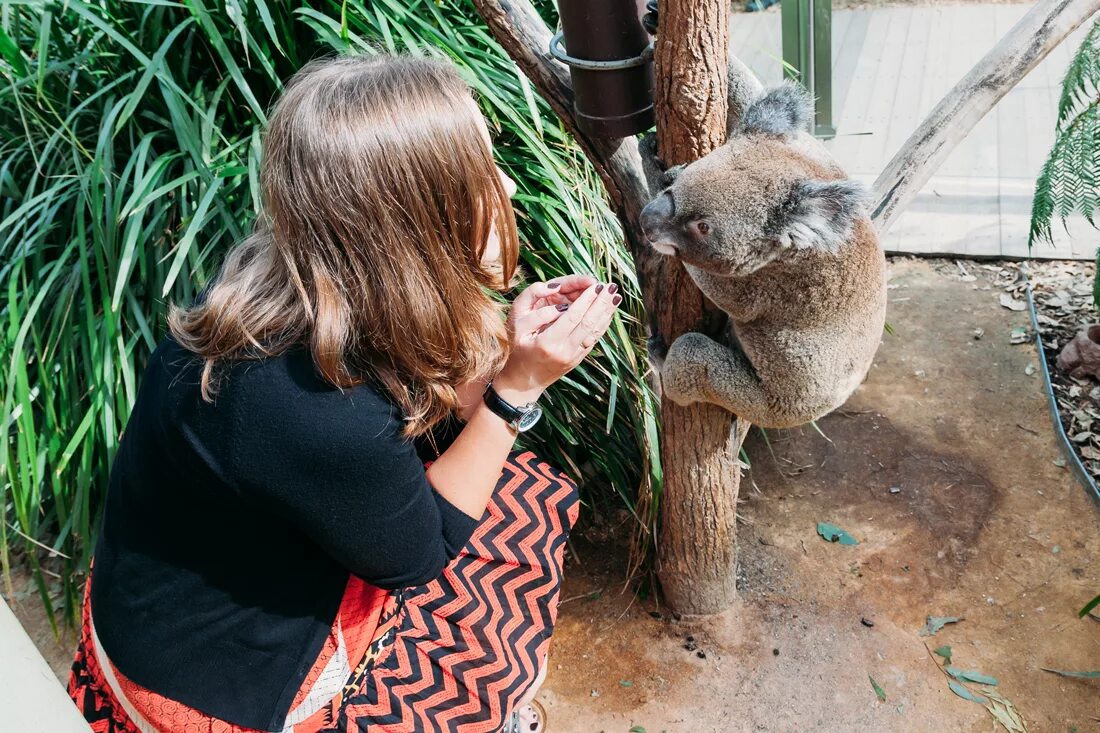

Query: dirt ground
540;258;1100;732
7;258;1099;731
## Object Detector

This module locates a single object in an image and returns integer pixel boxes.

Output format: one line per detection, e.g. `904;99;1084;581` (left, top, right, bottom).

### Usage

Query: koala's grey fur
739;81;814;136
640;79;887;429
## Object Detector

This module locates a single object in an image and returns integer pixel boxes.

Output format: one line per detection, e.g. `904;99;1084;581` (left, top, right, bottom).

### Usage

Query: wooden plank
858;6;912;173
995;4;1031;258
881;6;932;172
904;6;965;253
828;7;894;172
831;9;870;122
959;5;1002;257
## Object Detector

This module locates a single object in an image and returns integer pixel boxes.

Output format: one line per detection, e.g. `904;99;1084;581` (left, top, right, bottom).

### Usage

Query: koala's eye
694;221;711;236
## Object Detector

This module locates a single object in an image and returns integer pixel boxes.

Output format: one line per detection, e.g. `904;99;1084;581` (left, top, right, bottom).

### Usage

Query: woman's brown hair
168;53;521;439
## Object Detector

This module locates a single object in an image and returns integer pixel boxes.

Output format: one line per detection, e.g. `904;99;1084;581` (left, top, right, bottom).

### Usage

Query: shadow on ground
543;259;1100;732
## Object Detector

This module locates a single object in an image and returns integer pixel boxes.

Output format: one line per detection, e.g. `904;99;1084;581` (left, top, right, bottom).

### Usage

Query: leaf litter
1028;260;1100;485
923;638;1027;732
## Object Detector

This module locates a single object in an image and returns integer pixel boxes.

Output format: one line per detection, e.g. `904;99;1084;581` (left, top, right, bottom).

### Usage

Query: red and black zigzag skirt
68;449;580;733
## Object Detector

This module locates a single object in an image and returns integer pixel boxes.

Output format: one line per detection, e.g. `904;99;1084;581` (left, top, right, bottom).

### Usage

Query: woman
67;53;621;733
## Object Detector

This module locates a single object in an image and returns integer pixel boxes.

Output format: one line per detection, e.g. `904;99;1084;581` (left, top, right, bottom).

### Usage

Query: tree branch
871;0;1100;233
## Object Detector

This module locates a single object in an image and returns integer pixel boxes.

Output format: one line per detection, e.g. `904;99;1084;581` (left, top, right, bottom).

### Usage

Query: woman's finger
570;295;620;360
512;275;593;319
566;285;617;349
545;274;598;296
518;303;568;336
539;282;603;342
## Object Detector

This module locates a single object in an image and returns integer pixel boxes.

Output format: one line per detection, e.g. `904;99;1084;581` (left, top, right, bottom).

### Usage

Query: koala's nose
640;191;674;238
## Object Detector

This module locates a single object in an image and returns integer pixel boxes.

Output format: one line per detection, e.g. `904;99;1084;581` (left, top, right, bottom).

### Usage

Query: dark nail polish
608;283;618;295
556;303;569;311
595;284;604;294
547;281;560;289
612;295;622;306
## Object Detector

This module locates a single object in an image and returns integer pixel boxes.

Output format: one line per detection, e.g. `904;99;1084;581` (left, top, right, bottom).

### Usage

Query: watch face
516;405;543;432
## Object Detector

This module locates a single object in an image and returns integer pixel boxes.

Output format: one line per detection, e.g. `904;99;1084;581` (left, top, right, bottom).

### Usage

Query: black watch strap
483;382;525;424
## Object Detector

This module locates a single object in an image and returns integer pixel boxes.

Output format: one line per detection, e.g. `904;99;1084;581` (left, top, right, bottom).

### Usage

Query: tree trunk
650;0;745;615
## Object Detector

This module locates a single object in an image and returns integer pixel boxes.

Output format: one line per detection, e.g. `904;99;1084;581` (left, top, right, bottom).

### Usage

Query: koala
640;81;887;429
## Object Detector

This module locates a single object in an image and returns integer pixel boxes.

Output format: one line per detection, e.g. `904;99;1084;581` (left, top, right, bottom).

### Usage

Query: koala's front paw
646;331;669;372
642;0;658;35
661;332;715;407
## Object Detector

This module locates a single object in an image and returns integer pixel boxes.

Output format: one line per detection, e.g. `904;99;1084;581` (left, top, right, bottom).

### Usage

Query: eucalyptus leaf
1079;593;1100;618
869;674;886;702
817;522;859;546
919;616;962;637
946;667;998;686
1041;668;1100;679
948;681;988;705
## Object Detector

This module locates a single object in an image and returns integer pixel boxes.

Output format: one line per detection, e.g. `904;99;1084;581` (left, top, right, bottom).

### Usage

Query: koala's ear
769;179;869;252
739;81;814;137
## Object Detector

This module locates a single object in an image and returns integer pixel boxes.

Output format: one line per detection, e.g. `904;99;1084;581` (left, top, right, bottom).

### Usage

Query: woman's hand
493;276;621;404
453;276;603;421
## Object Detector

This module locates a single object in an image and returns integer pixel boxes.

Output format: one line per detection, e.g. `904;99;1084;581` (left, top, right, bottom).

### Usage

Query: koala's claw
646;332;669;371
642;0;658;35
639;133;681;194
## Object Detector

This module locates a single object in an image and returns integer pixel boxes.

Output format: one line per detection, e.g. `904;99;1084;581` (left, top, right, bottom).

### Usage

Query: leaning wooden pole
650;0;744;615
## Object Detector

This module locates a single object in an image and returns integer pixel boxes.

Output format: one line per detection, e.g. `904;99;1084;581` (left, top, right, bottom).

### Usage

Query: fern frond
1029;19;1100;249
1057;19;1100;129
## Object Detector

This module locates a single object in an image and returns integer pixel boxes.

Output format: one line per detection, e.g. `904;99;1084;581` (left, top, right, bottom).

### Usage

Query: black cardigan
89;334;476;731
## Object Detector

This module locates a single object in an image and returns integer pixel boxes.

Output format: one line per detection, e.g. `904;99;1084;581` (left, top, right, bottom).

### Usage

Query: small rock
861;617;875;628
888;486;901;494
773;648;780;656
972;328;985;340
696;650;707;659
649;611;661;619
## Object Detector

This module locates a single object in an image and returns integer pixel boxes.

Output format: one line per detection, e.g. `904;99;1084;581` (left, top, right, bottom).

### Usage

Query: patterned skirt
68;449;580;732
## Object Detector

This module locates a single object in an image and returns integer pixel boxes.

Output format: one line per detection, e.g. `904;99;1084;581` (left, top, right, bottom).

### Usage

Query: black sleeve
413;411;466;463
219;356;479;590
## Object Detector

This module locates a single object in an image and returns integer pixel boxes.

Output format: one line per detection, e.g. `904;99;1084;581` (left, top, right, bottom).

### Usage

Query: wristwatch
483;381;543;434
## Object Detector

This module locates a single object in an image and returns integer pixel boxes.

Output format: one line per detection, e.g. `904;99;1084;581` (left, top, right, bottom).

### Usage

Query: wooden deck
733;3;1099;260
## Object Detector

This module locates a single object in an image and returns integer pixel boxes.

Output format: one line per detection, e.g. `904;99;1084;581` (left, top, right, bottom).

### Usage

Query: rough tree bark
650;1;744;614
470;0;1099;615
